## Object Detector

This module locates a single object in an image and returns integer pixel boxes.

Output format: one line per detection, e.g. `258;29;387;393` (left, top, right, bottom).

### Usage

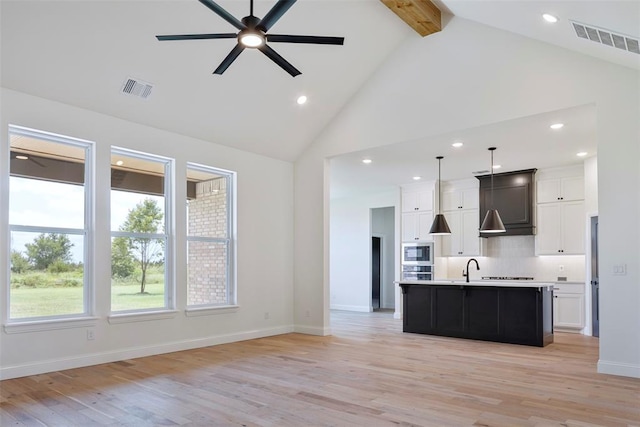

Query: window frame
185;162;236;310
109;147;174;314
6;125;94;323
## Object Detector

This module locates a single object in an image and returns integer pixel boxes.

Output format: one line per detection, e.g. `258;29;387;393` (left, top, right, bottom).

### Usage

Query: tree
10;250;30;273
25;233;73;270
111;236;135;278
120;198;164;293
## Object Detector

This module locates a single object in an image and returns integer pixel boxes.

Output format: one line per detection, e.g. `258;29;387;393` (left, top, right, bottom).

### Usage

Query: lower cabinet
401;283;554;347
553;283;585;331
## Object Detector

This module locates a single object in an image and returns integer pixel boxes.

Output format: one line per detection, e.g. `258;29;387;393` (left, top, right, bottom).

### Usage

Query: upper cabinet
537;176;584;203
440;179;484;257
401;182;435;242
442;187;479;211
402;187;434;212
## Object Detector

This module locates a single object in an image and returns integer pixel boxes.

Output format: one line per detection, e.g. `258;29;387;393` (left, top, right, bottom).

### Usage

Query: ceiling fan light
240;32;264;48
16;155;29;160
480;209;506;233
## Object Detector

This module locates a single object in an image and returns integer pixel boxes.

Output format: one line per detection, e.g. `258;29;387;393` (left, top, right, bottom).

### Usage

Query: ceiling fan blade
267;34;345;45
30;157;46;168
258;45;301;77
258;0;296;31
198;0;246;31
213;44;245;75
156;33;237;41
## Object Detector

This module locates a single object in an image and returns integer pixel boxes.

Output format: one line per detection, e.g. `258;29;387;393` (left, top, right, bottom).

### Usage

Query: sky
9;177;165;263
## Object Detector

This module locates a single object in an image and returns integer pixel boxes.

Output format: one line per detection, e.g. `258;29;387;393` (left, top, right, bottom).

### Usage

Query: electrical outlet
559;265;565;272
86;329;95;341
264;312;269;320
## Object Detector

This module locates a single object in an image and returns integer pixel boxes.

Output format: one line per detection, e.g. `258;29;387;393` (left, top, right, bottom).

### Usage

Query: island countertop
396;280;554;289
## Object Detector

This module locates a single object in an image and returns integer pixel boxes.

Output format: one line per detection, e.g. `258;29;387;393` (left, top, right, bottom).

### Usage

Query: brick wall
187;177;228;305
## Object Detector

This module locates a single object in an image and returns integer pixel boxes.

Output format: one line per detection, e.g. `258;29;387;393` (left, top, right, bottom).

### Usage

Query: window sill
108;310;179;324
185;305;239;317
4;316;99;334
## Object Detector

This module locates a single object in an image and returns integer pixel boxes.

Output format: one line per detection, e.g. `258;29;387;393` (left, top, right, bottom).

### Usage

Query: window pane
187;240;228;306
10;231;84;319
111;237;166;312
187;170;227;238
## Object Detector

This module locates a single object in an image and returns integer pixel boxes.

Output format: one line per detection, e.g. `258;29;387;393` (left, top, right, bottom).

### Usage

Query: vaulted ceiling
1;0;638;168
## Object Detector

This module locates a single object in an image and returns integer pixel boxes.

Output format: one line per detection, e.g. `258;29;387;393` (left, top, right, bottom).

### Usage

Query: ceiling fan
156;0;345;77
10;151;46;167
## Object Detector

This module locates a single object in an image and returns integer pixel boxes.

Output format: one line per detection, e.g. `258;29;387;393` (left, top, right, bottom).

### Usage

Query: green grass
10;267;166;319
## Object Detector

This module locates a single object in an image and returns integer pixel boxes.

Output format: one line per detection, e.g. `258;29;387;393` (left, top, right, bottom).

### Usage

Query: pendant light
429;156;451;235
480;147;506;233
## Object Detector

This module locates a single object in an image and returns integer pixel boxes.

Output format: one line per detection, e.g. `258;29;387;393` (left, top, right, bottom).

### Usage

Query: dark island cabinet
400;283;553;347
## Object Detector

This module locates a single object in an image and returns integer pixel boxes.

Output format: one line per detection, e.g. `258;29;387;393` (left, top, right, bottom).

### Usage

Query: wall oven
402;242;434;265
402;264;433;281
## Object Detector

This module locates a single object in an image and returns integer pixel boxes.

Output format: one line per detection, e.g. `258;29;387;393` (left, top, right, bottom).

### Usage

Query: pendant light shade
429;156;452;235
480;147;506;233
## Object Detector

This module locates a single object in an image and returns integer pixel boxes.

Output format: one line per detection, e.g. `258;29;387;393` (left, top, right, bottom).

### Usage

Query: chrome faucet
463;258;480;283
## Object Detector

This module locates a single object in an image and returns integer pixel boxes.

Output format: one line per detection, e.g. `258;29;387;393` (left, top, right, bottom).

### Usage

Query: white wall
372;207;395;309
329;191;399;312
0;88;295;379
294;17;640;377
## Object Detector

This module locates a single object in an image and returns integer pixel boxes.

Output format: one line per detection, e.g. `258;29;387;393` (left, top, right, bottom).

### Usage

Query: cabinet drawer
553;283;584;294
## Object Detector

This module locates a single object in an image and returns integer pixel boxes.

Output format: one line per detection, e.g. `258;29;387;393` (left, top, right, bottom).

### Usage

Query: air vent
121;77;153;99
570;20;639;55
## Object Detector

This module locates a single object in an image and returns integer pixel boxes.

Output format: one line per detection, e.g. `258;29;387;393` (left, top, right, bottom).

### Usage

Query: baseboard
294;324;331;336
330;304;370;312
0;325;294;380
597;359;640;378
393;310;402;319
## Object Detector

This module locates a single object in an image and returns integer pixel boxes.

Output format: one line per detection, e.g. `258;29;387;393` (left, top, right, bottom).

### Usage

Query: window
186;163;235;307
7;126;93;321
110;148;172;313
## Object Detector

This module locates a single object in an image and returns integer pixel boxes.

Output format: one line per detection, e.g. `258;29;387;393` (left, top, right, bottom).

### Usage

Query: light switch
613;264;627;276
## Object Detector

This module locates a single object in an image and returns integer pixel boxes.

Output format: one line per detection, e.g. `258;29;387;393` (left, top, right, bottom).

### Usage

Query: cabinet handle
554;296;558;298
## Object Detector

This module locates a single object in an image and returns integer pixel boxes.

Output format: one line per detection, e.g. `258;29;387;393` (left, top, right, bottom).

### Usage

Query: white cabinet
442;188;479;211
537;176;584;203
402;211;433;242
441;210;482;256
402;189;433;212
553;283;585;331
536;201;585;255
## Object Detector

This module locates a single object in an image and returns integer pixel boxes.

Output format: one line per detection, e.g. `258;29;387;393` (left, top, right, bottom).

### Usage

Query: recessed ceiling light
550;123;564;130
362;158;372;164
116;160;124;166
577;152;588;157
493;164;502;169
413;176;421;181
297;95;308;105
543;14;558;23
452;142;463;148
16;155;29;160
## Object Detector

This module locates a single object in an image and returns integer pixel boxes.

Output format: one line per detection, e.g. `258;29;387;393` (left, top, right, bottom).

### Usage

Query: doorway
591;216;599;337
371;206;395;311
372;236;381;310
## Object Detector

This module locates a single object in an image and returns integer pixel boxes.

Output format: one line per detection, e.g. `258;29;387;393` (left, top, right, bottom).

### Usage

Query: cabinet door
417;190;433;211
561;201;585;254
466;287;500;338
536;204;562;254
417;210;434;241
554;293;584;329
402;212;419;242
441;211;461;256
442;190;459;211
402;191;420;212
561;176;584;201
433;287;465;333
537;179;562;203
460;188;479;210
461;209;480;255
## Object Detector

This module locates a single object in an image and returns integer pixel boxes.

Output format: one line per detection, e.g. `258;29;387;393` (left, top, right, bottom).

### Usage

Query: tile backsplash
440;235;585;282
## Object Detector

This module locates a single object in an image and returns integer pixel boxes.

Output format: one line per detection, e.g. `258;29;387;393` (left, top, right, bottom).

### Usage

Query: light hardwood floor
1;311;639;426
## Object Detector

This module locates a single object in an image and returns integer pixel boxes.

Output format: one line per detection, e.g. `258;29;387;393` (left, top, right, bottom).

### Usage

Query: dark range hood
476;169;537;237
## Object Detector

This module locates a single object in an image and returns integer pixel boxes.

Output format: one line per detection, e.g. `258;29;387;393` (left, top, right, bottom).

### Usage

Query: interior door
372;237;381;310
591;216;599;337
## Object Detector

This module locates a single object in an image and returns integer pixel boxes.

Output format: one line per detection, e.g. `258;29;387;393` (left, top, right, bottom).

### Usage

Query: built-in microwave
402;264;434;281
402;242;434;265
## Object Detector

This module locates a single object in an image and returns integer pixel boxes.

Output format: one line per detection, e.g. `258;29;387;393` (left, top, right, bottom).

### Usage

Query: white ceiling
1;0;638;196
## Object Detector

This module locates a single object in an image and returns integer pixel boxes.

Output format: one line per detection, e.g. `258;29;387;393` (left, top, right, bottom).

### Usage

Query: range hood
476;169;537;237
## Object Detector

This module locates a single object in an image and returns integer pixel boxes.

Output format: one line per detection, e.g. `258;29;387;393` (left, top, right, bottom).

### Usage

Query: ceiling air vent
570;20;640;55
121;77;153;99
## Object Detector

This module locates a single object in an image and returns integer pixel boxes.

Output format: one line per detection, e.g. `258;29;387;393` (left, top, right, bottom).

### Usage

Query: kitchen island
398;280;554;347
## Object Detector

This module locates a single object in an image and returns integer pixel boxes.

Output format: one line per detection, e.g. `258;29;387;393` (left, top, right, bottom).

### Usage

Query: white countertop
396;280;554;288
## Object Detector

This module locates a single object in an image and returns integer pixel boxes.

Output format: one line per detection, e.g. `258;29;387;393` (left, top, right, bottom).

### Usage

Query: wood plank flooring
1;310;639;426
